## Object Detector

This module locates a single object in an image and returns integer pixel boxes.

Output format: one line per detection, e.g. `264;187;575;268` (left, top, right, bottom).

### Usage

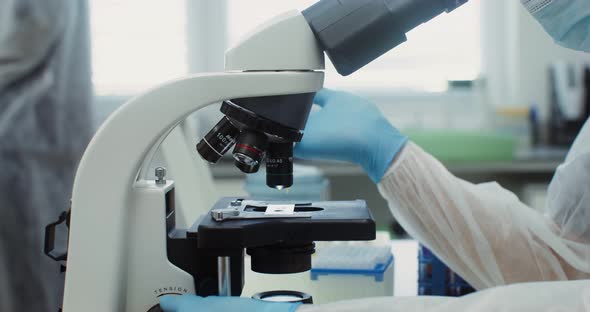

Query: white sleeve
297;280;590;312
376;142;590;289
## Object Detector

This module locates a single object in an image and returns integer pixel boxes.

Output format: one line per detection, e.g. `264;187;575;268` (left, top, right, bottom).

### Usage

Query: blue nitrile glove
295;89;408;183
160;295;301;312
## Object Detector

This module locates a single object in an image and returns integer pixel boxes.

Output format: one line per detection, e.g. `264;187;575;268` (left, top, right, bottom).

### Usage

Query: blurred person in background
0;0;92;310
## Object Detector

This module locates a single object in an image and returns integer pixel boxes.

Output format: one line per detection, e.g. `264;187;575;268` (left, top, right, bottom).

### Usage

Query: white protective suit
298;120;590;312
379;137;590;288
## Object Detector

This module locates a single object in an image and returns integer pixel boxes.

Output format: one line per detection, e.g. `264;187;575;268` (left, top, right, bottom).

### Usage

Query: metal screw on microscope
155;167;167;184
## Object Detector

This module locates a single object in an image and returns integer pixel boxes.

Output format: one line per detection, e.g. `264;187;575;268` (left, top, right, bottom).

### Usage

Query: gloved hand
295;89;408;183
159;295;300;312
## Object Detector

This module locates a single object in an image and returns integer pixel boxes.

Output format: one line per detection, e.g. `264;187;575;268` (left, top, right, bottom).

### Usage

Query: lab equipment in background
245;165;330;201
547;62;590;146
529;105;541;147
402;130;515;162
493;107;531;151
418;246;475;296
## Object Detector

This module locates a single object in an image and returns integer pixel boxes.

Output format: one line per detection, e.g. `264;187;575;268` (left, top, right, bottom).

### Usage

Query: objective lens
197;117;240;164
233;130;268;173
266;142;293;189
234;153;261;173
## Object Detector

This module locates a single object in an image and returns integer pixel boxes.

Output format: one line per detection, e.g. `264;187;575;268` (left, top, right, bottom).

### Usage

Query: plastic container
418;245;475;296
308;244;394;303
244;164;330;201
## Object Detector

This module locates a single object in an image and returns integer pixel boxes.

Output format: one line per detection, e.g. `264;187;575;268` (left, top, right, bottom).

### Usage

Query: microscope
47;1;468;311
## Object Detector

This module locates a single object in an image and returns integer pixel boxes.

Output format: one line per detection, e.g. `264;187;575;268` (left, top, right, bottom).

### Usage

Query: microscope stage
190;197;376;249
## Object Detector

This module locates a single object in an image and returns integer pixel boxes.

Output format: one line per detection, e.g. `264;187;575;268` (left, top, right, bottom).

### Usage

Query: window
91;0;481;95
228;0;481;92
90;0;188;95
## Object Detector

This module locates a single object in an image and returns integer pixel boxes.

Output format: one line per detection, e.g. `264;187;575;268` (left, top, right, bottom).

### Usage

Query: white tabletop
391;239;419;296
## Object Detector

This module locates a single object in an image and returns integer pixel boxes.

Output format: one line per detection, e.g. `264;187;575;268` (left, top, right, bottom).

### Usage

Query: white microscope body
62;11;324;312
62;0;466;308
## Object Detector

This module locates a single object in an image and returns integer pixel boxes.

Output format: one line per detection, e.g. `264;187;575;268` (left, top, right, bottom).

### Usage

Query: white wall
480;0;510;111
482;0;590;119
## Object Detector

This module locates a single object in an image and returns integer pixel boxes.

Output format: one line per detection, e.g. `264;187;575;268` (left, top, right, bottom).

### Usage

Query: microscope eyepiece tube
232;130;268;173
303;0;469;76
266;142;294;189
197;117;240;163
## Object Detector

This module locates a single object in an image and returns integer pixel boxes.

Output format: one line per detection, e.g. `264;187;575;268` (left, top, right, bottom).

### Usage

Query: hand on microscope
159;295;300;312
294;89;408;183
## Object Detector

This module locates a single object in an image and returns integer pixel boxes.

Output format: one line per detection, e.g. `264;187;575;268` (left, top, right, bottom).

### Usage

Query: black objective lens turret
197;95;313;189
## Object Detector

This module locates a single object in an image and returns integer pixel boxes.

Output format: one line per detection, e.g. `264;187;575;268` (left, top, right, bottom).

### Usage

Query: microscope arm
63;72;323;312
303;0;469;76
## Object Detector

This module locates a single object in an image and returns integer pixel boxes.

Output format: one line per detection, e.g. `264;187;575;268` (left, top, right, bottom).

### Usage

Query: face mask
522;0;590;53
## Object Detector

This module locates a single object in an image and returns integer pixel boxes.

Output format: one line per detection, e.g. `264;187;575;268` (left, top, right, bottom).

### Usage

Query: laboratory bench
392;239;419;296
